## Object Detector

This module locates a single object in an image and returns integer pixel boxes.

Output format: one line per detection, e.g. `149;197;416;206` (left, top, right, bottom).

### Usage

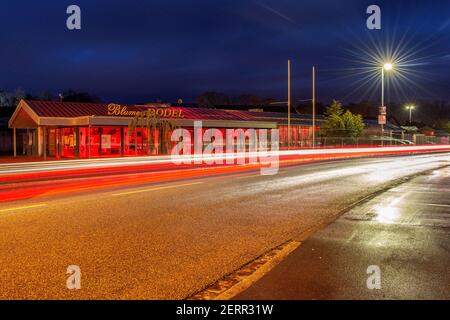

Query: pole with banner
378;106;387;146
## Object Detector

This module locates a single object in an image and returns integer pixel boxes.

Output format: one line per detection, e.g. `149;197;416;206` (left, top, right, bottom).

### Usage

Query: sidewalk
234;166;450;300
0;156;58;163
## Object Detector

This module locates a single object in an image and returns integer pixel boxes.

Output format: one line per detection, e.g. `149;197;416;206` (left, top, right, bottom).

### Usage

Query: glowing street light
383;63;393;71
405;105;415;123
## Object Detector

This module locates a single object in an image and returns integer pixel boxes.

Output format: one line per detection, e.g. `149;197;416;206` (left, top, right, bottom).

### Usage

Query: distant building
419;126;435;136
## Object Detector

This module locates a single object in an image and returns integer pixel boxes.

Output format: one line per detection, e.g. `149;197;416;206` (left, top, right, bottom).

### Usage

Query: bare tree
128;109;177;155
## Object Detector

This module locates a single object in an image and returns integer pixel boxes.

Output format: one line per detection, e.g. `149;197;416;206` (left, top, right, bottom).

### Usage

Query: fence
314;133;450;148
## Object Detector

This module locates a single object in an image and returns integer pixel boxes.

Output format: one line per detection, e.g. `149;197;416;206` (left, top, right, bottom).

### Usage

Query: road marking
424;203;450;208
346;230;358;243
0;203;47;214
111;181;204;196
188;240;300;300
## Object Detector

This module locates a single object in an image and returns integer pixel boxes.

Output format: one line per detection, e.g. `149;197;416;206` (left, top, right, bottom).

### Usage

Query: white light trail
0;145;448;175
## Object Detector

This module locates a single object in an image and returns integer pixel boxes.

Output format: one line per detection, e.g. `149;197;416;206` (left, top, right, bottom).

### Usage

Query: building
8;100;321;159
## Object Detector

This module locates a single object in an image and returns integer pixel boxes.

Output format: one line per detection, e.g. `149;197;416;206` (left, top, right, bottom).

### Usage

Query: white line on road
0;203;47;214
111;182;204;196
423;203;450;208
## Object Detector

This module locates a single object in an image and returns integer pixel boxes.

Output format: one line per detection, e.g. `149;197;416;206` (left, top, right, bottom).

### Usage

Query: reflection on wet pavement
344;166;450;228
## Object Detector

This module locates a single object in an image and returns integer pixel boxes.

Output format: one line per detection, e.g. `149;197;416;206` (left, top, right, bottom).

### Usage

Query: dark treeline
196;92;276;108
1;88;449;131
0;89;99;107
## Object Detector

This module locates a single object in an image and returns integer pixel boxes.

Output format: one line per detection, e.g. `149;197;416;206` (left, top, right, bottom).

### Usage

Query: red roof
26;100;110;118
24;100;253;121
22;100;317;125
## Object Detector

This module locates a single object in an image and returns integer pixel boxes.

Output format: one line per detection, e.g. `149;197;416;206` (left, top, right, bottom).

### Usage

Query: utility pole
381;67;385;144
287;59;291;149
312;66;316;148
379;63;392;146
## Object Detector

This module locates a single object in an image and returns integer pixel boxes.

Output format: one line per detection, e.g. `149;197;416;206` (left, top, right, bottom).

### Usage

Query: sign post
378;106;387;146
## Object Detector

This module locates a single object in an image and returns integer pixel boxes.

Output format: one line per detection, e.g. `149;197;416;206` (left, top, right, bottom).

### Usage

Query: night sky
1;0;449;104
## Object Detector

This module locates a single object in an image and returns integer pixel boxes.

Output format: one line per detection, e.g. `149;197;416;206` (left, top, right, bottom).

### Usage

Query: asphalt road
0;153;449;299
235;165;450;300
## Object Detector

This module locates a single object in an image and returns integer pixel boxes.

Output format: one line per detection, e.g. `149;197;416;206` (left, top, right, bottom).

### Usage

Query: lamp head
383;63;393;71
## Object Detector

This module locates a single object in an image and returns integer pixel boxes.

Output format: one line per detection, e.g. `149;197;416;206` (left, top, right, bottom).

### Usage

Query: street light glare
383;63;393;71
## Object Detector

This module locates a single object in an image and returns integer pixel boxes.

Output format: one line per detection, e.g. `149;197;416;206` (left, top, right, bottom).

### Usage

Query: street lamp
381;63;393;113
383;63;393;71
405;105;415;124
380;63;393;142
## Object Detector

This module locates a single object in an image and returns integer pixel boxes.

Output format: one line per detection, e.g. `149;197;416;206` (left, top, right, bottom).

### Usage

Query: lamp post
287;59;291;149
405;105;415;124
380;63;393;144
312;66;316;149
381;63;393;111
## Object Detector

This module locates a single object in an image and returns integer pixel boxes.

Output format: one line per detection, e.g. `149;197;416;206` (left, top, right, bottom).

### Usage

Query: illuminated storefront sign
107;104;184;118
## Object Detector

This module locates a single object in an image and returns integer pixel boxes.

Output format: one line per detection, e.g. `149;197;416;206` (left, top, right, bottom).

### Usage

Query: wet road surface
235;165;450;299
0;153;449;299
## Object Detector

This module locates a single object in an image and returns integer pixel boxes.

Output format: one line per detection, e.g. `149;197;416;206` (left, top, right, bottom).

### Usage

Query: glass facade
45;126;170;159
44;125;308;159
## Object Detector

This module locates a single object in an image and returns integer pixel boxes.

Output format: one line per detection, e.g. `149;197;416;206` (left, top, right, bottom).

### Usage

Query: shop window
101;127;122;156
62;128;76;158
79;127;89;158
124;128;155;156
89;127;101;157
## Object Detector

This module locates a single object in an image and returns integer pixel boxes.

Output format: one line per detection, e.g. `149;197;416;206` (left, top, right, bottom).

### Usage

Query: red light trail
0;145;449;203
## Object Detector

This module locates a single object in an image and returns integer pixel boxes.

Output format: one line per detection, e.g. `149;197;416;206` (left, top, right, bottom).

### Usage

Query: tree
321;100;365;137
232;94;270;106
197;92;230;107
295;101;325;115
38;91;54;101
0;88;26;107
341;110;365;137
0;91;12;107
321;100;344;136
12;88;26;106
128;110;176;155
61;90;99;103
197;92;275;108
347;100;376;117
